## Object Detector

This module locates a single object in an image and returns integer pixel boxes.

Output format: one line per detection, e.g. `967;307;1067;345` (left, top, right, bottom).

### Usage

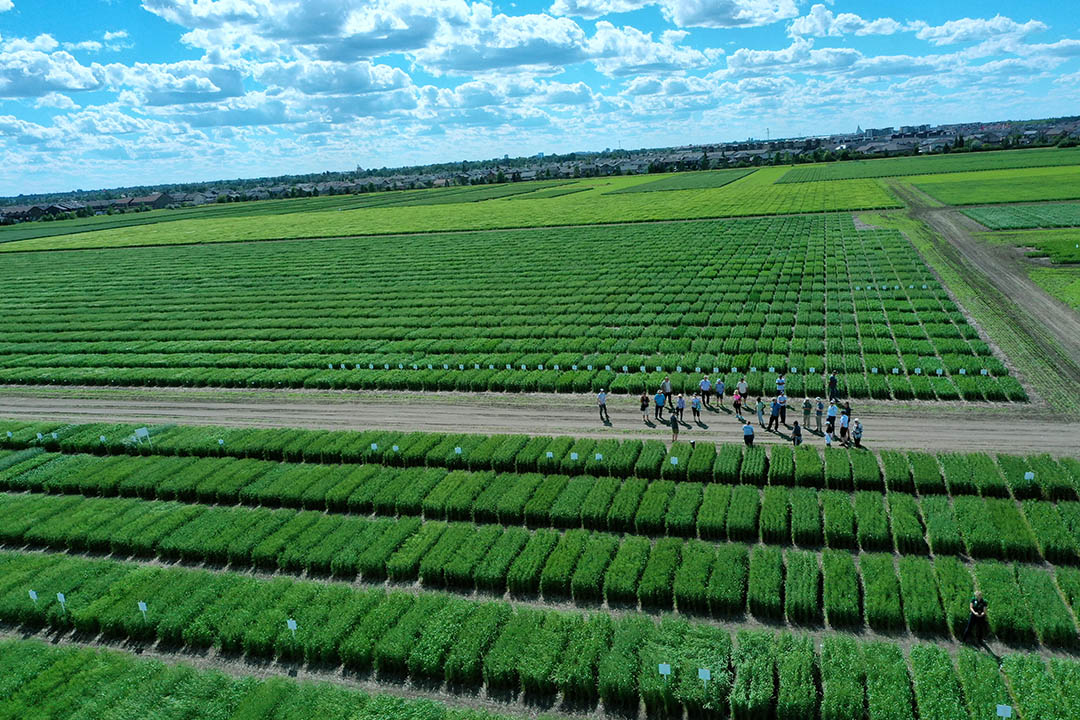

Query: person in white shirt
737;377;748;396
661;376;673;408
776;373;786;394
826;400;838;435
699;376;711;406
839;412;851;445
597;389;610;423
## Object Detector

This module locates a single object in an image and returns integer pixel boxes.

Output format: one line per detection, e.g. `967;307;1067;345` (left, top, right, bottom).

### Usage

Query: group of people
598;372;865;448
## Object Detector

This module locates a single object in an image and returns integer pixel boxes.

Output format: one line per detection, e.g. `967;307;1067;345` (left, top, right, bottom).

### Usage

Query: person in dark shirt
669;409;680;443
829;372;839;401
962;591;988;643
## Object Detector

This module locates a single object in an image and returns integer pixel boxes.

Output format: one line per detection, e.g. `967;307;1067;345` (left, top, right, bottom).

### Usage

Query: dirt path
1;385;1077;456
888;182;1080;391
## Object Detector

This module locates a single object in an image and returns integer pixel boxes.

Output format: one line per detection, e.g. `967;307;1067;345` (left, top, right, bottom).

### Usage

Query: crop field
964;203;1080;229
0;214;1025;401
1;419;1079;719
1030;266;1080;313
606;168;754;193
0;168;901;252
777;146;1080;183
912;165;1080;205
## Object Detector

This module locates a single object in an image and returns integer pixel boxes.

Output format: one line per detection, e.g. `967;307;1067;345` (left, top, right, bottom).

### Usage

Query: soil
1;385;1078;456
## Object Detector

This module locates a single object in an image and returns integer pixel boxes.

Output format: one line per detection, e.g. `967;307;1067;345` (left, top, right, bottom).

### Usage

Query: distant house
44;201;84;215
0;204;44;221
129;192;174;209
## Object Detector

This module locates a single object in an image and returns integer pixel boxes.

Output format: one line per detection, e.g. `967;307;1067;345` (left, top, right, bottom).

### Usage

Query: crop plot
0;214;1022;401
964;203;1080;230
605;168;754;193
912;165;1080;205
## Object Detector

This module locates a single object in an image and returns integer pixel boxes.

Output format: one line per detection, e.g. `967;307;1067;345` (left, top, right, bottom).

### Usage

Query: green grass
1030;266;1080;313
778;147;1080;183
912;165;1080;205
0;168;899;252
605;168;754;193
964;203;1080;229
978;228;1080;264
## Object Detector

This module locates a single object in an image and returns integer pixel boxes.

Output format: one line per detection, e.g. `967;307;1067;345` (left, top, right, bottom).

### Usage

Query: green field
913;165;1080;205
777;147;1080;183
0;215;1023;401
981;228;1080;264
0;419;1079;719
605;168;753;193
0;168;901;252
1031;266;1080;312
965;203;1080;229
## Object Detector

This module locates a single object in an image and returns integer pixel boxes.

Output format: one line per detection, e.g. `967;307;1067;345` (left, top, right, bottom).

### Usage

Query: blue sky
1;0;1078;195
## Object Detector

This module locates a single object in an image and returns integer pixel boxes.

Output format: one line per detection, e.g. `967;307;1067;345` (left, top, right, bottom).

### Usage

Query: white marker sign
670;457;679;466
570;452;578;461
595;453;603;461
57;592;66;611
28;590;37;603
996;706;1012;719
658;663;671;676
1024;471;1035;481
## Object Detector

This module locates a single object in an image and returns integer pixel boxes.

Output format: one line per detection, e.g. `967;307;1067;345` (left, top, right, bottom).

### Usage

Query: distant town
2;114;1078;224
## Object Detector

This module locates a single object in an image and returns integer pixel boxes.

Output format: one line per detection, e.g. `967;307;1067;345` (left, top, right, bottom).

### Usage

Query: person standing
791;421;803;446
777;391;788;426
640;391;650;423
670;409;680;443
732;391;742;420
826;400;838;435
829;372;839;401
776;373;786;395
839;411;850;446
597;388;610;423
802;397;812;428
767;397;781;431
716;378;726;408
661;376;673;409
654;388;665;421
743;420;755;447
852;419;864;448
962;591;989;644
676;394;686;421
691;394;701;422
699;376;711;407
737;376;748;398
825;431;833;448
815;397;824;433
756;397;766;428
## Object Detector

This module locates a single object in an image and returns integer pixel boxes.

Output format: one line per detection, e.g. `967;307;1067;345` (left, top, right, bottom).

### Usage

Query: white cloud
911;15;1047;46
34;92;79;110
548;0;649;18
0;45;104;98
105;60;246;105
788;4;902;38
103;30;129;42
63;40;105;52
551;0;797;27
0;0;12;12
2;34;60;53
587;21;716;76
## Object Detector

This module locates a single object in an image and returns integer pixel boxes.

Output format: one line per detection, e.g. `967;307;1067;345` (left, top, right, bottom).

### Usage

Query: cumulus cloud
587;22;716;76
551;0;797;27
0;0;12;12
0;44;104;97
788;4;902;38
34;92;80;110
911;15;1047;46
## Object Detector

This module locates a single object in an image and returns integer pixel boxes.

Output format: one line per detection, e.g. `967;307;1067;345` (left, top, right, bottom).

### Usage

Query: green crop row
1;551;1077;717
4;492;1078;645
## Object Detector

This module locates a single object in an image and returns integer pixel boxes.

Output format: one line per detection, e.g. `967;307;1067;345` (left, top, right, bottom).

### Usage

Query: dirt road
1;386;1077;456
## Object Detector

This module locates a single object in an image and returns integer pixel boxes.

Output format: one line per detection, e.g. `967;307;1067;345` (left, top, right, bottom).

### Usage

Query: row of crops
4;445;1080;564
2;551;1079;720
965;203;1080;230
0;215;1024;400
605;168;753;193
776;147;1080;183
6;420;1076;499
3;489;1079;646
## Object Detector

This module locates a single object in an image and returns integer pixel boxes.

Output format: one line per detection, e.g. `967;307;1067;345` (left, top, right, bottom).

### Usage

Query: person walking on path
654;389;666;421
691;394;702;422
791;421;803;446
829;371;839;401
767;397;781;431
815;397;824;433
716;379;726;408
756;397;766;428
802;397;812;428
670;410;680;443
676;394;686;421
839;412;850;445
826;400;838;435
699;376;711;407
962;592;989;644
776;373;786;395
737;377;748;398
640;392;650;423
597;389;610;423
743;420;755;447
661;376;673;409
852;419;864;448
777;392;788;426
732;391;742;420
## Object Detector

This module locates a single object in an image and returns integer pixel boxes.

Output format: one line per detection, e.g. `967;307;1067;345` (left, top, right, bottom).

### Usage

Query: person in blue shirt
597;389;610;423
777;392;788;426
742;420;755;446
654;389;666;421
699;376;711;407
691;394;702;422
767;397;781;431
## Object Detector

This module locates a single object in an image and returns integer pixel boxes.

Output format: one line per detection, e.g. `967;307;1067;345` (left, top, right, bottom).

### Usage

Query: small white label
546;451;554;458
656;366;662;372
371;443;378;450
570;452;578;461
640;366;646;372
595;453;603;461
713;367;719;373
959;368;966;375
369;363;375;369
138;601;147;613
587;365;593;371
768;367;775;373
328;363;334;369
286;618;298;631
99;435;106;443
996;706;1012;719
698;668;711;682
455;447;462;455
218;439;224;446
936;368;943;376
5;431;11;438
134;427;150;440
1024;471;1035;480
790;367;797;373
922;284;928;289
731;367;738;373
57;592;65;606
914;368;921;375
473;364;479;370
444;364;450;370
36;433;43;441
892;368;899;375
809;368;815;374
750;367;757;373
51;432;57;439
659;663;671;676
459;364;464;370
488;364;494;370
980;369;988;376
676;366;682;373
28;590;37;602
622;366;628;372
605;365;611;371
392;445;399;452
506;364;511;370
694;367;700;373
400;364;405;369
855;285;861;290
871;367;878;374
573;365;578;371
670;457;679;466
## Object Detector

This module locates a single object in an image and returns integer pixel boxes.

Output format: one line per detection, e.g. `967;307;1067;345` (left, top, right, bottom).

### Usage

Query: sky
1;1;1078;196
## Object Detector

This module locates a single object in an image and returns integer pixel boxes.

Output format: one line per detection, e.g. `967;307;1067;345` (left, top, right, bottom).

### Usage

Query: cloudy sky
1;0;1078;195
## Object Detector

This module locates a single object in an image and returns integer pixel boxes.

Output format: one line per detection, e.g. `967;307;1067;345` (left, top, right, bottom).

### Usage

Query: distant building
129;192;174;209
